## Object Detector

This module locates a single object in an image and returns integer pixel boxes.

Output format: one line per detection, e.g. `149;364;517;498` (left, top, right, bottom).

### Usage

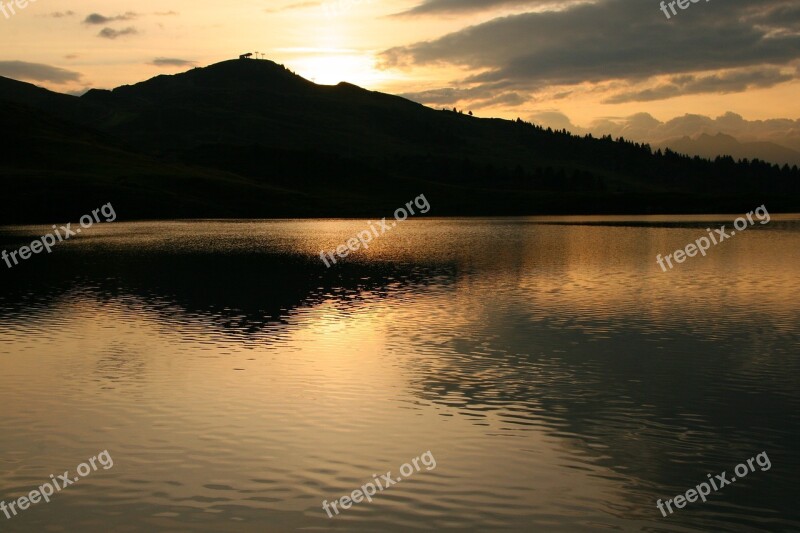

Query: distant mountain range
1;59;798;223
662;133;800;167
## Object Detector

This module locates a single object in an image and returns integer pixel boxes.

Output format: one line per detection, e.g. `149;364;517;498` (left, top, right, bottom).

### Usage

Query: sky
1;0;799;143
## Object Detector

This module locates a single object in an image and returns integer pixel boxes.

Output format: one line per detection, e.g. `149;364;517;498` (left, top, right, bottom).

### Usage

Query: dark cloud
394;0;582;17
42;11;76;18
605;67;796;103
0;61;81;84
380;0;800;102
470;91;527;109
98;27;139;39
400;87;469;105
150;58;196;67
83;12;137;25
748;2;800;28
401;83;525;108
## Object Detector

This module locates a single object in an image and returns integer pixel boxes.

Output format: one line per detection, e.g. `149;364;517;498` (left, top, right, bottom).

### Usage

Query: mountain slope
1;59;799;222
0;101;322;222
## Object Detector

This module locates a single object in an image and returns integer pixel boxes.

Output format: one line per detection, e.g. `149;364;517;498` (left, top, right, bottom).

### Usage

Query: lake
1;217;798;532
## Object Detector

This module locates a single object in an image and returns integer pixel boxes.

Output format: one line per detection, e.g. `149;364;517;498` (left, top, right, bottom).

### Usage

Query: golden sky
1;0;799;136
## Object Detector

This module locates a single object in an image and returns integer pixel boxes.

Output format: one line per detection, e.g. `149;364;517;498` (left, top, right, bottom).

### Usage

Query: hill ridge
0;59;798;222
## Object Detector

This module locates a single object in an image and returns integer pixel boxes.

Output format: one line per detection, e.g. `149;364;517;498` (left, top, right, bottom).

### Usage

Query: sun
282;50;387;87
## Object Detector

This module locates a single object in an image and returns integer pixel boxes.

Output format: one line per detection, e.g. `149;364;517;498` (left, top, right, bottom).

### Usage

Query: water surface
1;217;798;532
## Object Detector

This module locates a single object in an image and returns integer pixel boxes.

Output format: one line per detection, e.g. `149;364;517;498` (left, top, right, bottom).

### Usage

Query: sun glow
283;51;388;87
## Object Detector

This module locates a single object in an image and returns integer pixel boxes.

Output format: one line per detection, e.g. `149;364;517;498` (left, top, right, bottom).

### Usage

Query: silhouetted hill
1;58;798;222
0;76;79;110
0;101;323;221
0;76;106;125
79;59;460;156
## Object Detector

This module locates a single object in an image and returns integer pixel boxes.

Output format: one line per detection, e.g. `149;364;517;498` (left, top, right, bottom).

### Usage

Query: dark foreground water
0;217;798;532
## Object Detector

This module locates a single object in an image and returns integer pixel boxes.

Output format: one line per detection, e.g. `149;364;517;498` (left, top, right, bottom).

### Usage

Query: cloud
42;11;76;18
531;110;800;150
400;87;468;105
83;12;137;25
529;110;578;131
150;58;196;68
470;91;527;109
605;67;795;103
154;11;179;16
98;27;139;39
380;0;800;103
0;61;82;84
400;84;527;109
394;0;584;17
264;2;323;13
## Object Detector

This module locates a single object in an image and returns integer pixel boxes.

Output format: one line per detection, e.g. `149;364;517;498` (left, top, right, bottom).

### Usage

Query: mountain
662;133;800;167
1;58;798;223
